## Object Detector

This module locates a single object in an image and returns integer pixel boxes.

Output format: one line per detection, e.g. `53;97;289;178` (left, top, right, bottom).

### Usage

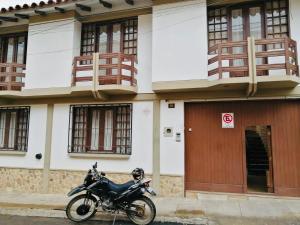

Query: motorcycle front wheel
126;196;156;225
66;194;97;222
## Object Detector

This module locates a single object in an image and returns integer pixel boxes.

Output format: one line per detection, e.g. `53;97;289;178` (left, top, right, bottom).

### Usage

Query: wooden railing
208;40;249;78
71;53;137;87
0;63;26;91
208;37;299;79
255;37;298;76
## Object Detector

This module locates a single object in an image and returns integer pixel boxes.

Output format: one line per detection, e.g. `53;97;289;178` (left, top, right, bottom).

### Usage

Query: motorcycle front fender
67;184;86;197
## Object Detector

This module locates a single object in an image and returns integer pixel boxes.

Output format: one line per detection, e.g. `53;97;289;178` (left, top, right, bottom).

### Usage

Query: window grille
0;107;30;151
68;104;132;154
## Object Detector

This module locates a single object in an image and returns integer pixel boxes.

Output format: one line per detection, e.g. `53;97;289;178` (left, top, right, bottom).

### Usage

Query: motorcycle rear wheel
66;194;97;222
126;196;156;225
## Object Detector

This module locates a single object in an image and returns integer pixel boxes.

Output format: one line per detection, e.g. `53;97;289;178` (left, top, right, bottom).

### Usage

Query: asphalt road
0;215;189;225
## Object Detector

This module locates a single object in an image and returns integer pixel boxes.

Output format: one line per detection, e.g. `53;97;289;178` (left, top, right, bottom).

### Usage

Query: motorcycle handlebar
91;162;105;180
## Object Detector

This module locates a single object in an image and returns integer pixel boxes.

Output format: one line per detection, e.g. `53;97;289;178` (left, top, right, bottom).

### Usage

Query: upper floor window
0;33;27;64
0;107;30;152
207;0;289;47
0;33;27;91
68;104;132;155
80;17;138;61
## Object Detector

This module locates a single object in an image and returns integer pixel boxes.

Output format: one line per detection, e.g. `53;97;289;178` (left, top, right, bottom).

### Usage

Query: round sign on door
222;113;234;128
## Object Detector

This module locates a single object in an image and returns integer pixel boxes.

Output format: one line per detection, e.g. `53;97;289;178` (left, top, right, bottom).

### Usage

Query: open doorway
245;126;274;193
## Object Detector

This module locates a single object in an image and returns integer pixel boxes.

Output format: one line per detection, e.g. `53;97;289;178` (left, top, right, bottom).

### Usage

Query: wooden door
185;101;300;196
229;4;265;77
97;23;122;83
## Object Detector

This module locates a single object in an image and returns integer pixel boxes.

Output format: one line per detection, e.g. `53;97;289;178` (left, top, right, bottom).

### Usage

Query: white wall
160;100;184;175
0;105;47;169
152;0;207;82
50;102;153;174
25;19;81;89
137;14;153;93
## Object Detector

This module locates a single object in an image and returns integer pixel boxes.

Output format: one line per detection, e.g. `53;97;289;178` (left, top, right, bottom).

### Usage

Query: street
0;215;189;225
0;214;300;225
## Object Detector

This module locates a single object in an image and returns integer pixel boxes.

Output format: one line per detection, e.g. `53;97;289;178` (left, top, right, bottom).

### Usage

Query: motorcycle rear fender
67;184;86;197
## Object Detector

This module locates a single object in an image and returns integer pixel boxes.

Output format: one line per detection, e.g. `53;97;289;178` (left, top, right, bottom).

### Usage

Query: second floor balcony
71;52;137;95
208;36;300;93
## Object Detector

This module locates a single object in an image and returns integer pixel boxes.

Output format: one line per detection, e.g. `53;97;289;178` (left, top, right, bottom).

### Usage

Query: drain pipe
250;37;258;96
91;52;105;100
246;37;258;97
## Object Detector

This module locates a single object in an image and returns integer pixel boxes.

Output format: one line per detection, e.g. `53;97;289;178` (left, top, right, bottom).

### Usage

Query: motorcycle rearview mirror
93;162;97;169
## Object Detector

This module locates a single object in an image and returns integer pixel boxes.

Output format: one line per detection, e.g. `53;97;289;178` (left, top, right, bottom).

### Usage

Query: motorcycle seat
108;180;135;193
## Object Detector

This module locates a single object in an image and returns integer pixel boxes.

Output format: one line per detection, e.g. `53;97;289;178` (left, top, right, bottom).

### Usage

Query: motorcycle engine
101;197;114;211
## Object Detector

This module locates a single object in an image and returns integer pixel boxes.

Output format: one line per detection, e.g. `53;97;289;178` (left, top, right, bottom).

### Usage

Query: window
266;0;289;39
266;0;289;49
0;107;30;151
68;104;132;154
0;33;27;90
80;17;138;64
0;33;27;64
207;0;289;48
207;7;228;48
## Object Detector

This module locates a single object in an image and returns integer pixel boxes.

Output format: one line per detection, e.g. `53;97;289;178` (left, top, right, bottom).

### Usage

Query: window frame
207;0;290;48
68;104;132;155
80;17;138;60
0;32;28;64
0;106;30;152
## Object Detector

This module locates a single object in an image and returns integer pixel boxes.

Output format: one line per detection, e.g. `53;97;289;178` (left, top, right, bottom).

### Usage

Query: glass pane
90;110;100;151
8;112;16;149
0;112;6;148
0;37;3;62
112;24;121;53
98;25;108;54
104;110;113;151
249;7;262;39
6;37;15;63
17;36;25;64
231;9;244;41
231;9;244;66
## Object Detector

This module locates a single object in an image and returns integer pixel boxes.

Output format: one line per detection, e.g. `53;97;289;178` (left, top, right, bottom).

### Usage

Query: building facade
0;0;300;197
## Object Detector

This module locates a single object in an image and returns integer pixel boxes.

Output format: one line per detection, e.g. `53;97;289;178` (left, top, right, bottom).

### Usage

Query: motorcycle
65;162;156;225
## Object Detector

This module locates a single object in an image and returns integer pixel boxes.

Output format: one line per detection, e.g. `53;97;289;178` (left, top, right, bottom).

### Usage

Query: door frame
243;125;275;193
228;1;266;42
228;2;267;77
0;32;27;64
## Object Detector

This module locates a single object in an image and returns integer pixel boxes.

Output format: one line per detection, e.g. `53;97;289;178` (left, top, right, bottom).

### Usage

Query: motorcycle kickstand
112;211;117;225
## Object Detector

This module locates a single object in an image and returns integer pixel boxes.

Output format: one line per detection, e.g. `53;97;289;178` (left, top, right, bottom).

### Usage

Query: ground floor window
68;104;132;154
0;107;30;151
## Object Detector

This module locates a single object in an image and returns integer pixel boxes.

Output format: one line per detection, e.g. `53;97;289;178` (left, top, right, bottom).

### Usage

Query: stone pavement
0;191;299;224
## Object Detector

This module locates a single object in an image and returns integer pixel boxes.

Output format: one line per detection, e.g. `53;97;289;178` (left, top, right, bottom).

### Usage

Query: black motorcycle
66;162;156;225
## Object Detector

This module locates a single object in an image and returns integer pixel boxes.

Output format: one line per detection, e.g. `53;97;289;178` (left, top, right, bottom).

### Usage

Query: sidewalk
0;191;299;224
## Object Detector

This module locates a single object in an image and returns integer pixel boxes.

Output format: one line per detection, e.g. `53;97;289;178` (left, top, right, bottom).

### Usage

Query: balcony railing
208;37;299;79
71;53;137;87
0;63;26;91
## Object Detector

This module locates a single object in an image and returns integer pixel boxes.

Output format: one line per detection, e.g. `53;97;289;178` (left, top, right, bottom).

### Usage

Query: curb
0;202;208;225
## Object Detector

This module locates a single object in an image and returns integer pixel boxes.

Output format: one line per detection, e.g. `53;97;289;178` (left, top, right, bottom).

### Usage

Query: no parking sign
222;113;234;128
